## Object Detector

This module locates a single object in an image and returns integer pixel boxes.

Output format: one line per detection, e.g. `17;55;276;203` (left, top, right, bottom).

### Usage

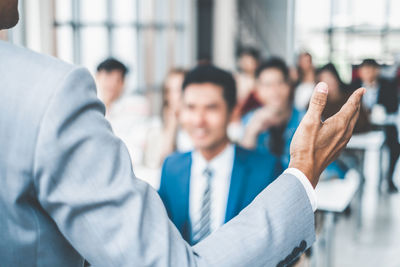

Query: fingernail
316;82;328;94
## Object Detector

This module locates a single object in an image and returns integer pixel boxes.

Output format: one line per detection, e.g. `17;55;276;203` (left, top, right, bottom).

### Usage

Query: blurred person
0;1;366;266
351;59;399;192
96;58;128;111
317;63;371;134
228;48;262;142
241;57;300;168
144;68;193;168
317;63;371;178
351;59;397;112
158;65;281;245
160;69;193;154
235;47;260;103
235;47;262;117
241;58;346;179
96;58;151;167
293;52;316;111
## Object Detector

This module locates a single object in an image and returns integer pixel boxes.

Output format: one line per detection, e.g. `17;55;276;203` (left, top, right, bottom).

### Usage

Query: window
54;0;194;93
295;0;400;81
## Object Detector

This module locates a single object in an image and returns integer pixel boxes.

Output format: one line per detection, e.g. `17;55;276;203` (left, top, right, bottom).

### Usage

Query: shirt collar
192;143;235;175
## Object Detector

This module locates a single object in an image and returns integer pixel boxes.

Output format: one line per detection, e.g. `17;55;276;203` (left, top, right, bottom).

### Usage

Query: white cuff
284;168;317;212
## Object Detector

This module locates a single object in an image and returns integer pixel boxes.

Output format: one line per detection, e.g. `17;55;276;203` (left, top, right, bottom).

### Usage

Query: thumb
306;82;329;121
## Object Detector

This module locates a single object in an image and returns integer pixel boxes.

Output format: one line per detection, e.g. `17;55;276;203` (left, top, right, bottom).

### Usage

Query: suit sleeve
33;67;315;267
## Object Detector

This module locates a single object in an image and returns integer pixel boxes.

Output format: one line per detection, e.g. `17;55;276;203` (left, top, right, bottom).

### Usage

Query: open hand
289;82;365;187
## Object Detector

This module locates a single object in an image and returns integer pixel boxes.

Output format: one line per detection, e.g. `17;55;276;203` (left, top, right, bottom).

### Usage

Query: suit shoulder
0;41;76;78
162;151;191;168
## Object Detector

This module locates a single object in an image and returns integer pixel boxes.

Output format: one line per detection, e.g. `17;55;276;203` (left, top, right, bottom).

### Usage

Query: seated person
235;46;260;105
293;52;316;111
317;63;371;134
316;63;371;178
144;68;192;168
241;57;345;178
158;65;281;245
96;58;151;167
351;59;399;192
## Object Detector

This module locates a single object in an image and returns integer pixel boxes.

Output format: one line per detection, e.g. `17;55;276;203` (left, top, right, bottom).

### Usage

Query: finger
306;82;329;121
347;102;361;133
337;87;366;119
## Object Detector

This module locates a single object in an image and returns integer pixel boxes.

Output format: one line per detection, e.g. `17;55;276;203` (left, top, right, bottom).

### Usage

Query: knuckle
311;94;327;107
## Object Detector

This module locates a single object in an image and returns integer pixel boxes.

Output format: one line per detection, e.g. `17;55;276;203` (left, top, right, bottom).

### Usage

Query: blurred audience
96;58;151;167
351;59;399;192
293;52;316;111
158;65;281;245
241;57;346;178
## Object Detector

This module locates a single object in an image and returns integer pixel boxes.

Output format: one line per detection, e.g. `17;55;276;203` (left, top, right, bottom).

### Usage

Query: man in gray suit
0;1;365;266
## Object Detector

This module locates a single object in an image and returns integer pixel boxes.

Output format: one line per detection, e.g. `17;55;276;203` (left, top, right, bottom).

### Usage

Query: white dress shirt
189;144;317;237
189;144;235;234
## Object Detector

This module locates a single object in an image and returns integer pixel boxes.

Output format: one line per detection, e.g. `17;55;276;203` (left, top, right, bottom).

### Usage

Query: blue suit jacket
158;145;282;244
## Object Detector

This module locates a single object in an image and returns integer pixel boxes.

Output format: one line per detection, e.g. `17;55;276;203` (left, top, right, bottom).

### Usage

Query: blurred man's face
96;70;125;105
0;0;19;30
359;65;379;84
181;83;230;152
256;68;291;108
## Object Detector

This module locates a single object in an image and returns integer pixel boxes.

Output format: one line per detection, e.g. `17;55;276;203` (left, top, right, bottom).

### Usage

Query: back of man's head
0;0;19;30
97;58;128;78
182;64;237;111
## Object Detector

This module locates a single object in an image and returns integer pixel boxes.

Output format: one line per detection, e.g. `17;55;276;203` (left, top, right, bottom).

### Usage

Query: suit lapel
224;146;247;222
172;153;192;240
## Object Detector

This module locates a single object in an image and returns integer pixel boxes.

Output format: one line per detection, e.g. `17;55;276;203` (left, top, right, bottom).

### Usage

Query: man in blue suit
158;65;282;245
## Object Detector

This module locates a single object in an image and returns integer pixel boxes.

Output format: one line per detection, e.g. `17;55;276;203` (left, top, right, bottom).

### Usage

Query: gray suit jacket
0;40;315;267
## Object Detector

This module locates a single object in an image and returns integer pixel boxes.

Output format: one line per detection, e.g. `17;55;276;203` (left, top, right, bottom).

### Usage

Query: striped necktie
192;167;214;244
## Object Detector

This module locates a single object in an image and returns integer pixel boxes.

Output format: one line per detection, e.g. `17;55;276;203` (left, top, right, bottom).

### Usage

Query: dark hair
255;57;290;82
96;58;128;77
182;64;237;111
238;46;261;61
360;58;380;68
316;63;349;92
298;51;312;60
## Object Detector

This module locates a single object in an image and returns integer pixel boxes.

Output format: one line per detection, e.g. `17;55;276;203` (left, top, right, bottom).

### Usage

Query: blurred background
1;1;400;266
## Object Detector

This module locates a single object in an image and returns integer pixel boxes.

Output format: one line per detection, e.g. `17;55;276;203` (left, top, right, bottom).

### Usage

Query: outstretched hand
289;82;365;188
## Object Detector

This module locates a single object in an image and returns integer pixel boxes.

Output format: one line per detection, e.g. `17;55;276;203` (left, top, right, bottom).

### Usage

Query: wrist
288;158;315;188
